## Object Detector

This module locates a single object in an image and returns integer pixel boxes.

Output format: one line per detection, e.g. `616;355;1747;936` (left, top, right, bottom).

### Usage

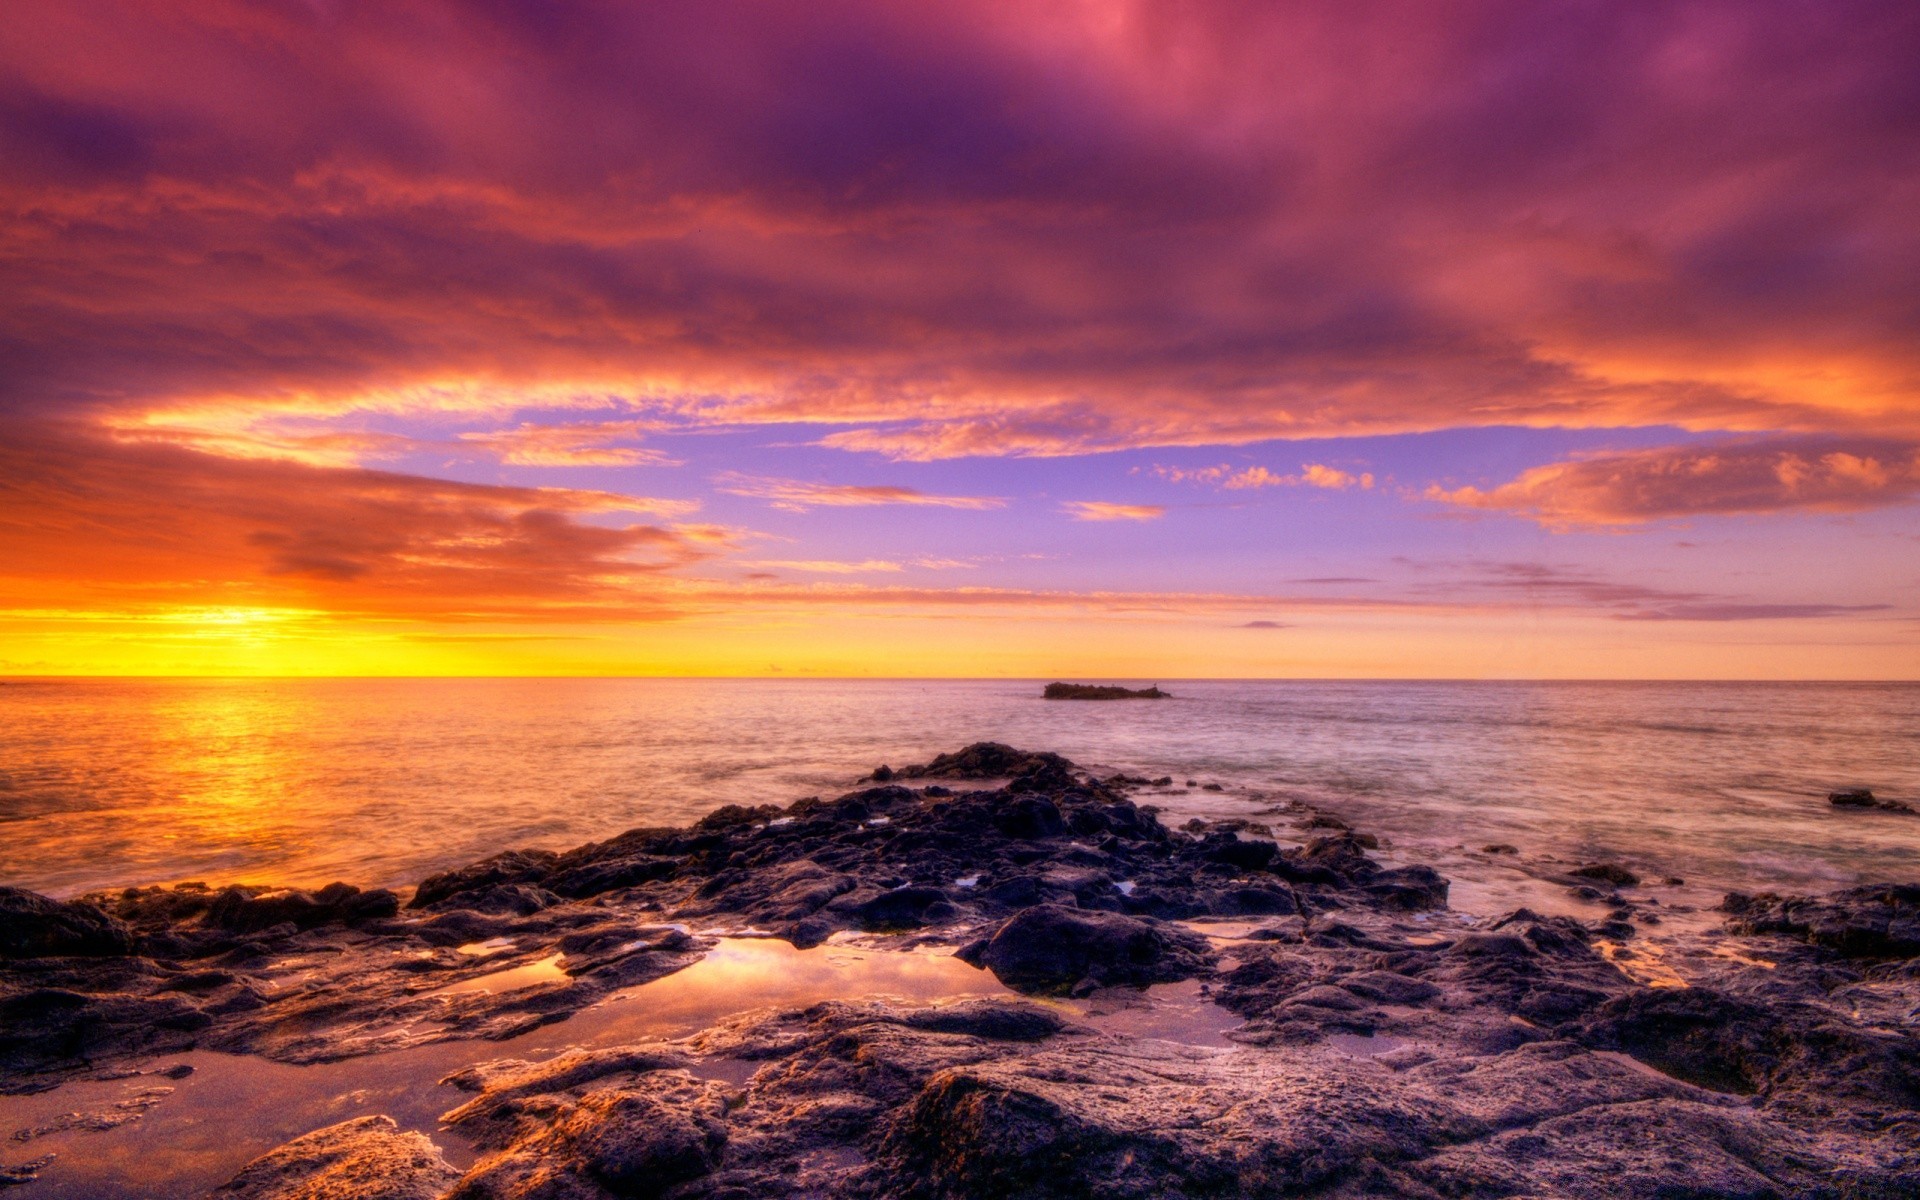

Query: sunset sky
2;0;1917;677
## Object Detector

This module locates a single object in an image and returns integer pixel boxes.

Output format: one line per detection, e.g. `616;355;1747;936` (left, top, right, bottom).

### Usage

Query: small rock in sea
158;1063;194;1079
1483;843;1520;855
1570;863;1640;888
1829;788;1915;814
1150;776;1173;787
1041;682;1170;700
870;764;894;782
1185;779;1198;787
1200;782;1224;792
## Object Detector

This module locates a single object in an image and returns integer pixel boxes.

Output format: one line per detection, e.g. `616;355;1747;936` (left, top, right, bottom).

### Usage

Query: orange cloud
1063;501;1166;521
0;420;721;621
1429;438;1920;527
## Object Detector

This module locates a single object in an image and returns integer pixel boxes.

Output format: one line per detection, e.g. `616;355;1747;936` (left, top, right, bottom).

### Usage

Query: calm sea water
2;679;1916;914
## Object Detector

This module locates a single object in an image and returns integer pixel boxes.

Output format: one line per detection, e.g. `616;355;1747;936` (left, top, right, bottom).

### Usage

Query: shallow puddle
1066;978;1243;1049
426;952;567;997
1327;1031;1407;1057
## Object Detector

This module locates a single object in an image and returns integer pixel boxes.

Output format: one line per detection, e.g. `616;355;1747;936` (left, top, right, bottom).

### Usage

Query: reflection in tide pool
0;938;1016;1200
0;935;1260;1199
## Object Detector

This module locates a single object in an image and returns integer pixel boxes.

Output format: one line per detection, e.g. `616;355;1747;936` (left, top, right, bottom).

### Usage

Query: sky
1;0;1917;678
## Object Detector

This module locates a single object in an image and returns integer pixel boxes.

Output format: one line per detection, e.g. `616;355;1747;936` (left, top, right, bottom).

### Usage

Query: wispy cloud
743;557;980;575
1398;559;1890;623
456;421;678;468
1155;463;1375;491
1063;501;1166;522
747;560;905;574
714;473;1005;513
1429;438;1920;528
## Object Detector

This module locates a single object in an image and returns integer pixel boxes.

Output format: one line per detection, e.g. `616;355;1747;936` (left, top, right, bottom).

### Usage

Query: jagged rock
1723;884;1920;959
411;851;560;909
205;883;399;934
0;888;135;958
896;742;1076;780
210;1115;459;1200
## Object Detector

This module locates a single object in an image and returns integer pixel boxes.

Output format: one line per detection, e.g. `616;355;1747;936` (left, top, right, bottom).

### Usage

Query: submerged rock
1568;862;1640;888
1830;788;1916;815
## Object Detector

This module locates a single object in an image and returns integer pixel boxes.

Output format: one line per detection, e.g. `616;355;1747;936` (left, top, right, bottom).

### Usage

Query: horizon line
4;675;1917;685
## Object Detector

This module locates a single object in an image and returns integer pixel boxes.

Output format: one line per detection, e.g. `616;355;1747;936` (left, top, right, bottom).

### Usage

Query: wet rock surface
1723;884;1920;959
3;744;1918;1197
211;1115;460;1200
955;905;1215;995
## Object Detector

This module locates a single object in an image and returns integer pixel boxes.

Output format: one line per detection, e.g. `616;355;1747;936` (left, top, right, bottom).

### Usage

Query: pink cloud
1063;501;1166;522
0;0;1913;460
1429;438;1920;527
1154;463;1374;490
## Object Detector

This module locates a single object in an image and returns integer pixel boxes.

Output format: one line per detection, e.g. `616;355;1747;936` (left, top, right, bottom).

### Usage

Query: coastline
3;742;1918;1197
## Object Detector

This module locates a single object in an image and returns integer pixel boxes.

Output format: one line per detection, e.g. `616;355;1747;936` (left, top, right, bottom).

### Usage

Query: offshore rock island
2;743;1918;1198
1041;682;1171;700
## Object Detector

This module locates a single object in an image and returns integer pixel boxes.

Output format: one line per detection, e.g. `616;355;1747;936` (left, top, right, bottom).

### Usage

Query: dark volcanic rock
1723;884;1920;959
411;851;561;909
0;888;135;958
1576;987;1787;1095
1;986;212;1077
1041;682;1170;700
211;1114;459;1200
854;886;956;931
895;741;1076;781
956;905;1216;995
205;883;399;934
23;738;1920;1200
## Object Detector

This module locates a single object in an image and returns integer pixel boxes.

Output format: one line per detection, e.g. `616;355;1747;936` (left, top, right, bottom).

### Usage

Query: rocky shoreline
3;742;1918;1197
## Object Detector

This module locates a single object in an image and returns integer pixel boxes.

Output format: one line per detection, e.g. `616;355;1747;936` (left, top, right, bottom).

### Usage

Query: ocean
2;678;1916;920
